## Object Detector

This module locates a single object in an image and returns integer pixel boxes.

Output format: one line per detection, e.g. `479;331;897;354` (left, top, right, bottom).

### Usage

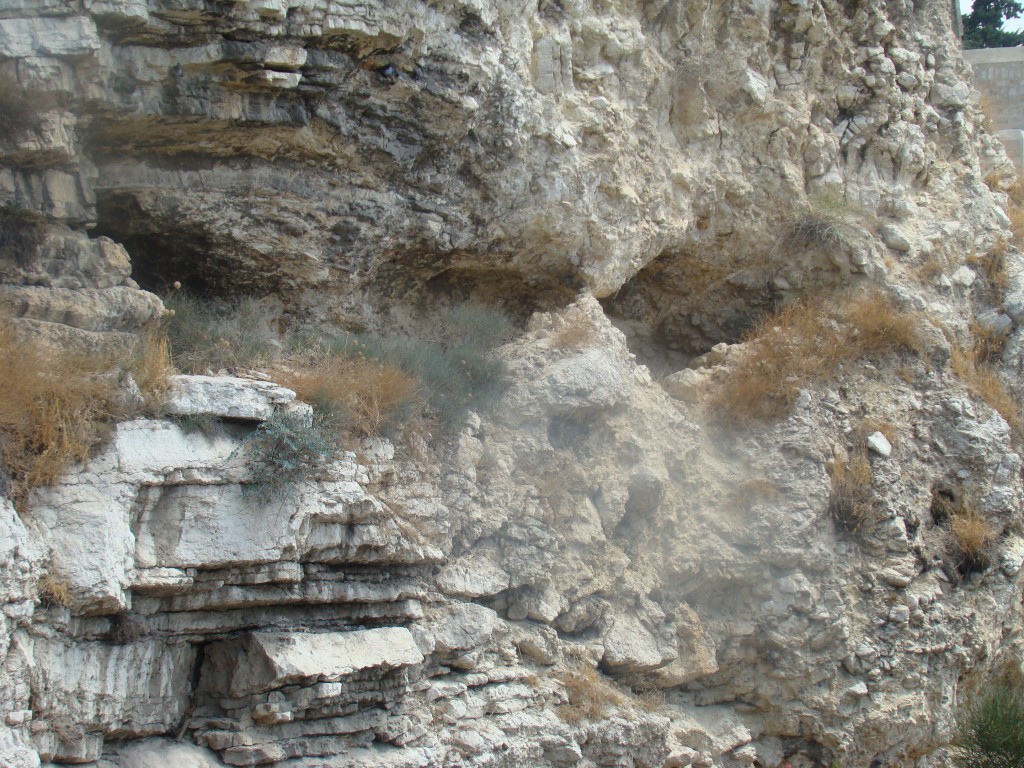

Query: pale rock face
2;0;1024;767
201;629;424;697
97;739;222;768
163;376;297;421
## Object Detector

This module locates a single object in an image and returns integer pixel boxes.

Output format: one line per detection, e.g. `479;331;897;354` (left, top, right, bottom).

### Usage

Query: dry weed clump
968;245;1010;301
969;318;1010;366
834;292;923;358
828;450;873;533
708;291;923;423
550;314;598;350
950;504;998;574
950;343;1022;439
783;193;869;254
0;325;121;496
281;357;418;437
38;574;71;607
162;290;279;374
930;488;999;577
128;331;174;408
556;664;628;725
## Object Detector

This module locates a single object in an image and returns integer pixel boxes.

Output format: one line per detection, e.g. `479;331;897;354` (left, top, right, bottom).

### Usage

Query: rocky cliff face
3;1;1024;767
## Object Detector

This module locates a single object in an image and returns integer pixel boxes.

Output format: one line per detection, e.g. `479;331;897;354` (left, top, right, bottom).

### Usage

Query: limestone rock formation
2;0;1024;767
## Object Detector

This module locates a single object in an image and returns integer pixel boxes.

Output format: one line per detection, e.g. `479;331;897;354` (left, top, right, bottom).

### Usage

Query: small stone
866;431;892;457
879;224;911;252
951;266;976;287
163;375;296;421
846;681;869;697
732;745;758;764
889;605;911;623
662;368;705;403
879;568;912;587
665;747;700;768
5;711;31;726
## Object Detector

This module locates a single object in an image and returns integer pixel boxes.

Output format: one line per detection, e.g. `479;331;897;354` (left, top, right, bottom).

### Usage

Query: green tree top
963;0;1024;48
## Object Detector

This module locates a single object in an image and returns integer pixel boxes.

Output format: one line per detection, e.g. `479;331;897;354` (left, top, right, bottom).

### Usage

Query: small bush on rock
950;502;998;575
240;411;335;503
828;450;873;533
352;302;513;431
782;193;871;254
0;83;49;139
162;290;279;374
952;680;1024;768
127;331;174;410
556;664;628;725
38;574;71;608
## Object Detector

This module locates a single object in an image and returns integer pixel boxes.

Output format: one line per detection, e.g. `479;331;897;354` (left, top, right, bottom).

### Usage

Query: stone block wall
965;47;1024;167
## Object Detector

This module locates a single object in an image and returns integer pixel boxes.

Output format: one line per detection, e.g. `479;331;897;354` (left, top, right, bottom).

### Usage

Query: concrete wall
964;46;1024;167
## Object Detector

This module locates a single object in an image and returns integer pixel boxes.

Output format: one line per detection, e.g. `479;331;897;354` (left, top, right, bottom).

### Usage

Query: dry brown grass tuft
833;292;924;358
970;319;1010;366
915;253;948;285
950;343;1022;439
128;331;174;408
969;245;1011;300
281;356;418;437
550;316;598;350
828;450;873;533
556;664;628;725
706;300;828;422
855;418;898;446
0;324;120;497
708;291;923;424
950;503;998;574
38;574;70;607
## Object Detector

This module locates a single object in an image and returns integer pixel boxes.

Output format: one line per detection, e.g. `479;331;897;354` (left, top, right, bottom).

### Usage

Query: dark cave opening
364;254;583;336
600;248;779;376
92;192;282;298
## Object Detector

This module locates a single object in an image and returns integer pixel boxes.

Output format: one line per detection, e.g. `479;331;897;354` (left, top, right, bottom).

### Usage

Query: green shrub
783;193;869;254
357;303;512;431
240;411;335;503
952;681;1024;768
162;291;279;374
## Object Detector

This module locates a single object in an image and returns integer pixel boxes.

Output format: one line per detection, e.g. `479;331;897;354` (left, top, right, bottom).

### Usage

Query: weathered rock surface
3;0;1024;767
